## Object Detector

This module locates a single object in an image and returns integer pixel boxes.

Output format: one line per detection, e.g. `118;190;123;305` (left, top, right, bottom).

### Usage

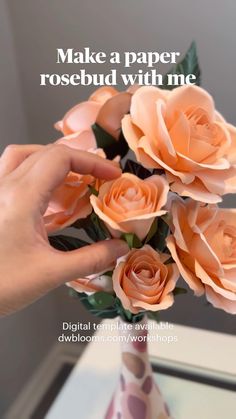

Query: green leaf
122;309;133;322
92;124;129;159
162;41;201;90
104;270;113;278
71;216;90;230
121;233;142;249
152;168;165;176
145;218;158;244
82;223;101;242
161;213;172;227
106;130;129;159
49;235;89;251
68;288;80;299
81;212;111;242
77;292;145;322
88;291;115;310
91;212;111;239
130;312;145;324
173;287;187;296
88;185;99;196
115;298;144;323
104;131;129;160
78;292;118;319
123;159;152;179
92;123;116;149
164;256;175;265
149;217;170;251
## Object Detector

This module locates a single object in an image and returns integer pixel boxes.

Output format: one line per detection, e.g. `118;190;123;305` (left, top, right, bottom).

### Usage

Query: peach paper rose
90;173;169;240
44;171;92;233
112;245;179;313
166;198;236;314
44;143;107;232
55;86;132;150
122;85;236;203
55;86;118;136
67;272;113;295
57;132;120;188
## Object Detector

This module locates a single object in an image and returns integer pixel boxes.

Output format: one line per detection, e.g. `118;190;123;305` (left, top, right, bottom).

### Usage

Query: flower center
139;269;152;279
186;107;222;148
103;177;157;221
209;221;236;263
222;227;236;261
122;187;138;200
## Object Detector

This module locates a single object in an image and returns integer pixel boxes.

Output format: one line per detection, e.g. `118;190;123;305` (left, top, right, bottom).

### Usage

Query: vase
105;315;171;419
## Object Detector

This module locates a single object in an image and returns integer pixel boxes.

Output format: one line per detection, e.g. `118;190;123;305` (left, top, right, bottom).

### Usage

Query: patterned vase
105;315;171;419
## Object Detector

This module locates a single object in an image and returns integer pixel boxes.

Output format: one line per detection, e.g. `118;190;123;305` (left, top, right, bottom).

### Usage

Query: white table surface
46;320;236;419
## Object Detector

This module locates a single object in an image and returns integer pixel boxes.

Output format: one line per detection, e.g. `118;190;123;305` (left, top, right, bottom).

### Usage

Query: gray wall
0;0;236;416
0;0;28;152
6;0;236;144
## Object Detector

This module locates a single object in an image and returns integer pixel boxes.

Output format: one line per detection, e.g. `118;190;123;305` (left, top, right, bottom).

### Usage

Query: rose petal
167;173;222;203
166;85;215;121
205;285;236;314
96;92;132;140
57;130;97;151
166;236;204;296
113;245;179;314
62;101;101;135
130;86;168;141
89;86;118;104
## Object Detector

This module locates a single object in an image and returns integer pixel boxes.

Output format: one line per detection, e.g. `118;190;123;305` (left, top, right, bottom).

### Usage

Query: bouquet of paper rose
47;43;236;322
45;43;236;419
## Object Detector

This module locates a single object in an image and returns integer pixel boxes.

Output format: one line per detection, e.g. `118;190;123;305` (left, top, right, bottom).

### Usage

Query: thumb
47;239;129;286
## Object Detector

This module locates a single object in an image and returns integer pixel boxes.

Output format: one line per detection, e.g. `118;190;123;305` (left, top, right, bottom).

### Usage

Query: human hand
0;144;128;316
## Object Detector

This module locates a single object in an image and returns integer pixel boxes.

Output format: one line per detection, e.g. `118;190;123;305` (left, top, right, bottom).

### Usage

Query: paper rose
166;198;236;314
44;143;107;232
44;171;92;233
112;245;179;314
90;173;169;240
57;133;120;189
54;86;118;136
55;86;132;150
59;136;108;186
122;85;236;203
56;131;98;152
44;115;118;232
67;272;113;295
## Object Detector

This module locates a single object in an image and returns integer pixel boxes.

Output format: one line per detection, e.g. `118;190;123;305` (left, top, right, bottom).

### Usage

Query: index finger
28;144;121;194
